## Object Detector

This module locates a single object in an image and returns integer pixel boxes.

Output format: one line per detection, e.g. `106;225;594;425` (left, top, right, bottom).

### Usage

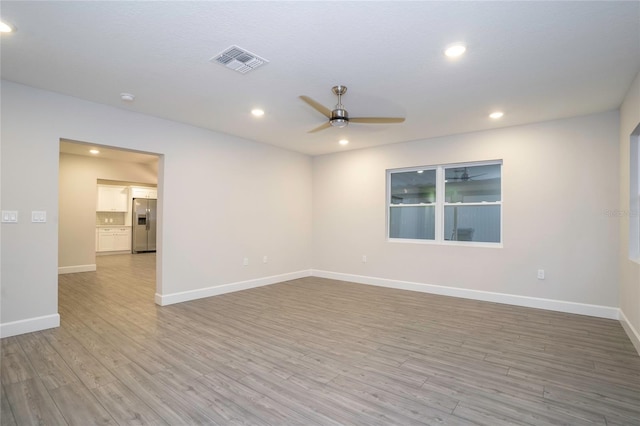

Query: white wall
0;81;313;336
58;153;157;271
313;111;620;313
619;71;640;353
0;78;630;340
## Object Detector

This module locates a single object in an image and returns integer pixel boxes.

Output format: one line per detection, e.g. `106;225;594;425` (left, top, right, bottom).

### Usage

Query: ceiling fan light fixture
330;118;348;128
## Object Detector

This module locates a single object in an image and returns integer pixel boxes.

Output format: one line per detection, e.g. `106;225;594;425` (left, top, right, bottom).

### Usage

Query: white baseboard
311;270;620;320
619;309;640;356
96;251;132;256
0;314;60;338
155;270;313;306
58;264;96;274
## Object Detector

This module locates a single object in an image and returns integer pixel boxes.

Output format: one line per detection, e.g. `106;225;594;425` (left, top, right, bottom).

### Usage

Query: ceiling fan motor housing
331;108;349;127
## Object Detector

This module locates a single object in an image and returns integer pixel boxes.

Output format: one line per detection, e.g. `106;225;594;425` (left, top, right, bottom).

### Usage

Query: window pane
390;206;435;240
444;205;500;242
390;169;436;204
445;164;501;202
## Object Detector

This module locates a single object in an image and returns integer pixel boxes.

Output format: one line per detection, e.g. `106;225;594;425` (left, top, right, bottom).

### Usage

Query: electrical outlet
537;269;545;280
243;257;249;266
362;255;367;263
263;256;268;263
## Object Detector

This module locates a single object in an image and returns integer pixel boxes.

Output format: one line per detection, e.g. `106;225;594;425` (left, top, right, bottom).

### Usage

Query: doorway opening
58;139;163;302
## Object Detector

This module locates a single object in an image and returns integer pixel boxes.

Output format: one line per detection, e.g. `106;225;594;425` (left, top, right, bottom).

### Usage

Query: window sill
388;238;503;248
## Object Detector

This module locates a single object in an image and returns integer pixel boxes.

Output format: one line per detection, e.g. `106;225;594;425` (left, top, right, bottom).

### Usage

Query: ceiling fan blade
349;117;405;124
308;122;332;133
300;96;332;118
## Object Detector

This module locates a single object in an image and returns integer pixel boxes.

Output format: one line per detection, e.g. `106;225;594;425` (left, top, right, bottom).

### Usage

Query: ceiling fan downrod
330;85;348;128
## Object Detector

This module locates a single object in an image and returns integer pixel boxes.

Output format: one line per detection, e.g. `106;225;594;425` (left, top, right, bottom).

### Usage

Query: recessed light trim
120;93;135;102
0;21;14;33
89;149;100;155
251;109;265;117
339;139;349;146
444;43;466;58
489;111;504;119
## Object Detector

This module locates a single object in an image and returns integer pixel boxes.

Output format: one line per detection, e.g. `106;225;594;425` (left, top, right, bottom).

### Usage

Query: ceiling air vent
211;45;269;74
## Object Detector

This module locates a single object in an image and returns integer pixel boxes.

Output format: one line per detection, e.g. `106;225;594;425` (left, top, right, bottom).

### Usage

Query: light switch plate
1;210;18;223
32;211;47;223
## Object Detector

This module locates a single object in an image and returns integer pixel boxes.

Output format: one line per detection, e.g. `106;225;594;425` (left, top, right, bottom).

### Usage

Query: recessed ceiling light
417;170;424;174
489;111;504;119
120;93;135;102
251;109;265;117
444;43;466;58
89;149;100;155
0;21;15;33
339;139;349;146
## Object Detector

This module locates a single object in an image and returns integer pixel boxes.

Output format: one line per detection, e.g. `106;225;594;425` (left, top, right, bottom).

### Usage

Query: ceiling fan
447;168;487;181
300;85;405;133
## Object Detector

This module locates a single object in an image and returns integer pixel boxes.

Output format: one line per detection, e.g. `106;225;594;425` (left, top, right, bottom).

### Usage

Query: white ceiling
2;2;639;156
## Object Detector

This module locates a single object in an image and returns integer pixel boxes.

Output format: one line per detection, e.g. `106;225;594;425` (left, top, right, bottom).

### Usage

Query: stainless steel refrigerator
132;198;157;253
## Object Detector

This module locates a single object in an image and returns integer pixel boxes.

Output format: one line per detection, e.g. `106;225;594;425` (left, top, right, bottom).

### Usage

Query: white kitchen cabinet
97;227;131;252
114;228;131;251
97;185;129;212
130;186;157;199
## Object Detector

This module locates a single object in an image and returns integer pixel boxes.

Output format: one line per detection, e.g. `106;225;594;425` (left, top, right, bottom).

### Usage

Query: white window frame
387;160;503;247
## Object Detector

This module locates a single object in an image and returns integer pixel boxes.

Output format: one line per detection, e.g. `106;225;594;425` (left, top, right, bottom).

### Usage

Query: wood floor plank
3;253;639;425
59;312;132;371
285;373;429;426
341;366;459;414
452;402;532;426
423;370;607;425
109;362;218;425
48;382;116;425
90;381;170;426
44;328;117;389
1;337;37;385
3;378;68;425
16;332;80;390
198;370;324;425
237;372;346;426
542;384;640;425
1;383;17;426
328;374;456;424
152;367;272;426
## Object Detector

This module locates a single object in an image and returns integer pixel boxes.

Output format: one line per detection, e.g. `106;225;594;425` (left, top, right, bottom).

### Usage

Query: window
388;161;502;244
389;168;437;240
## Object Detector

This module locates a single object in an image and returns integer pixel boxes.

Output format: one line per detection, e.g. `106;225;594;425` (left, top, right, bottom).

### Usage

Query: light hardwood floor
2;254;639;425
